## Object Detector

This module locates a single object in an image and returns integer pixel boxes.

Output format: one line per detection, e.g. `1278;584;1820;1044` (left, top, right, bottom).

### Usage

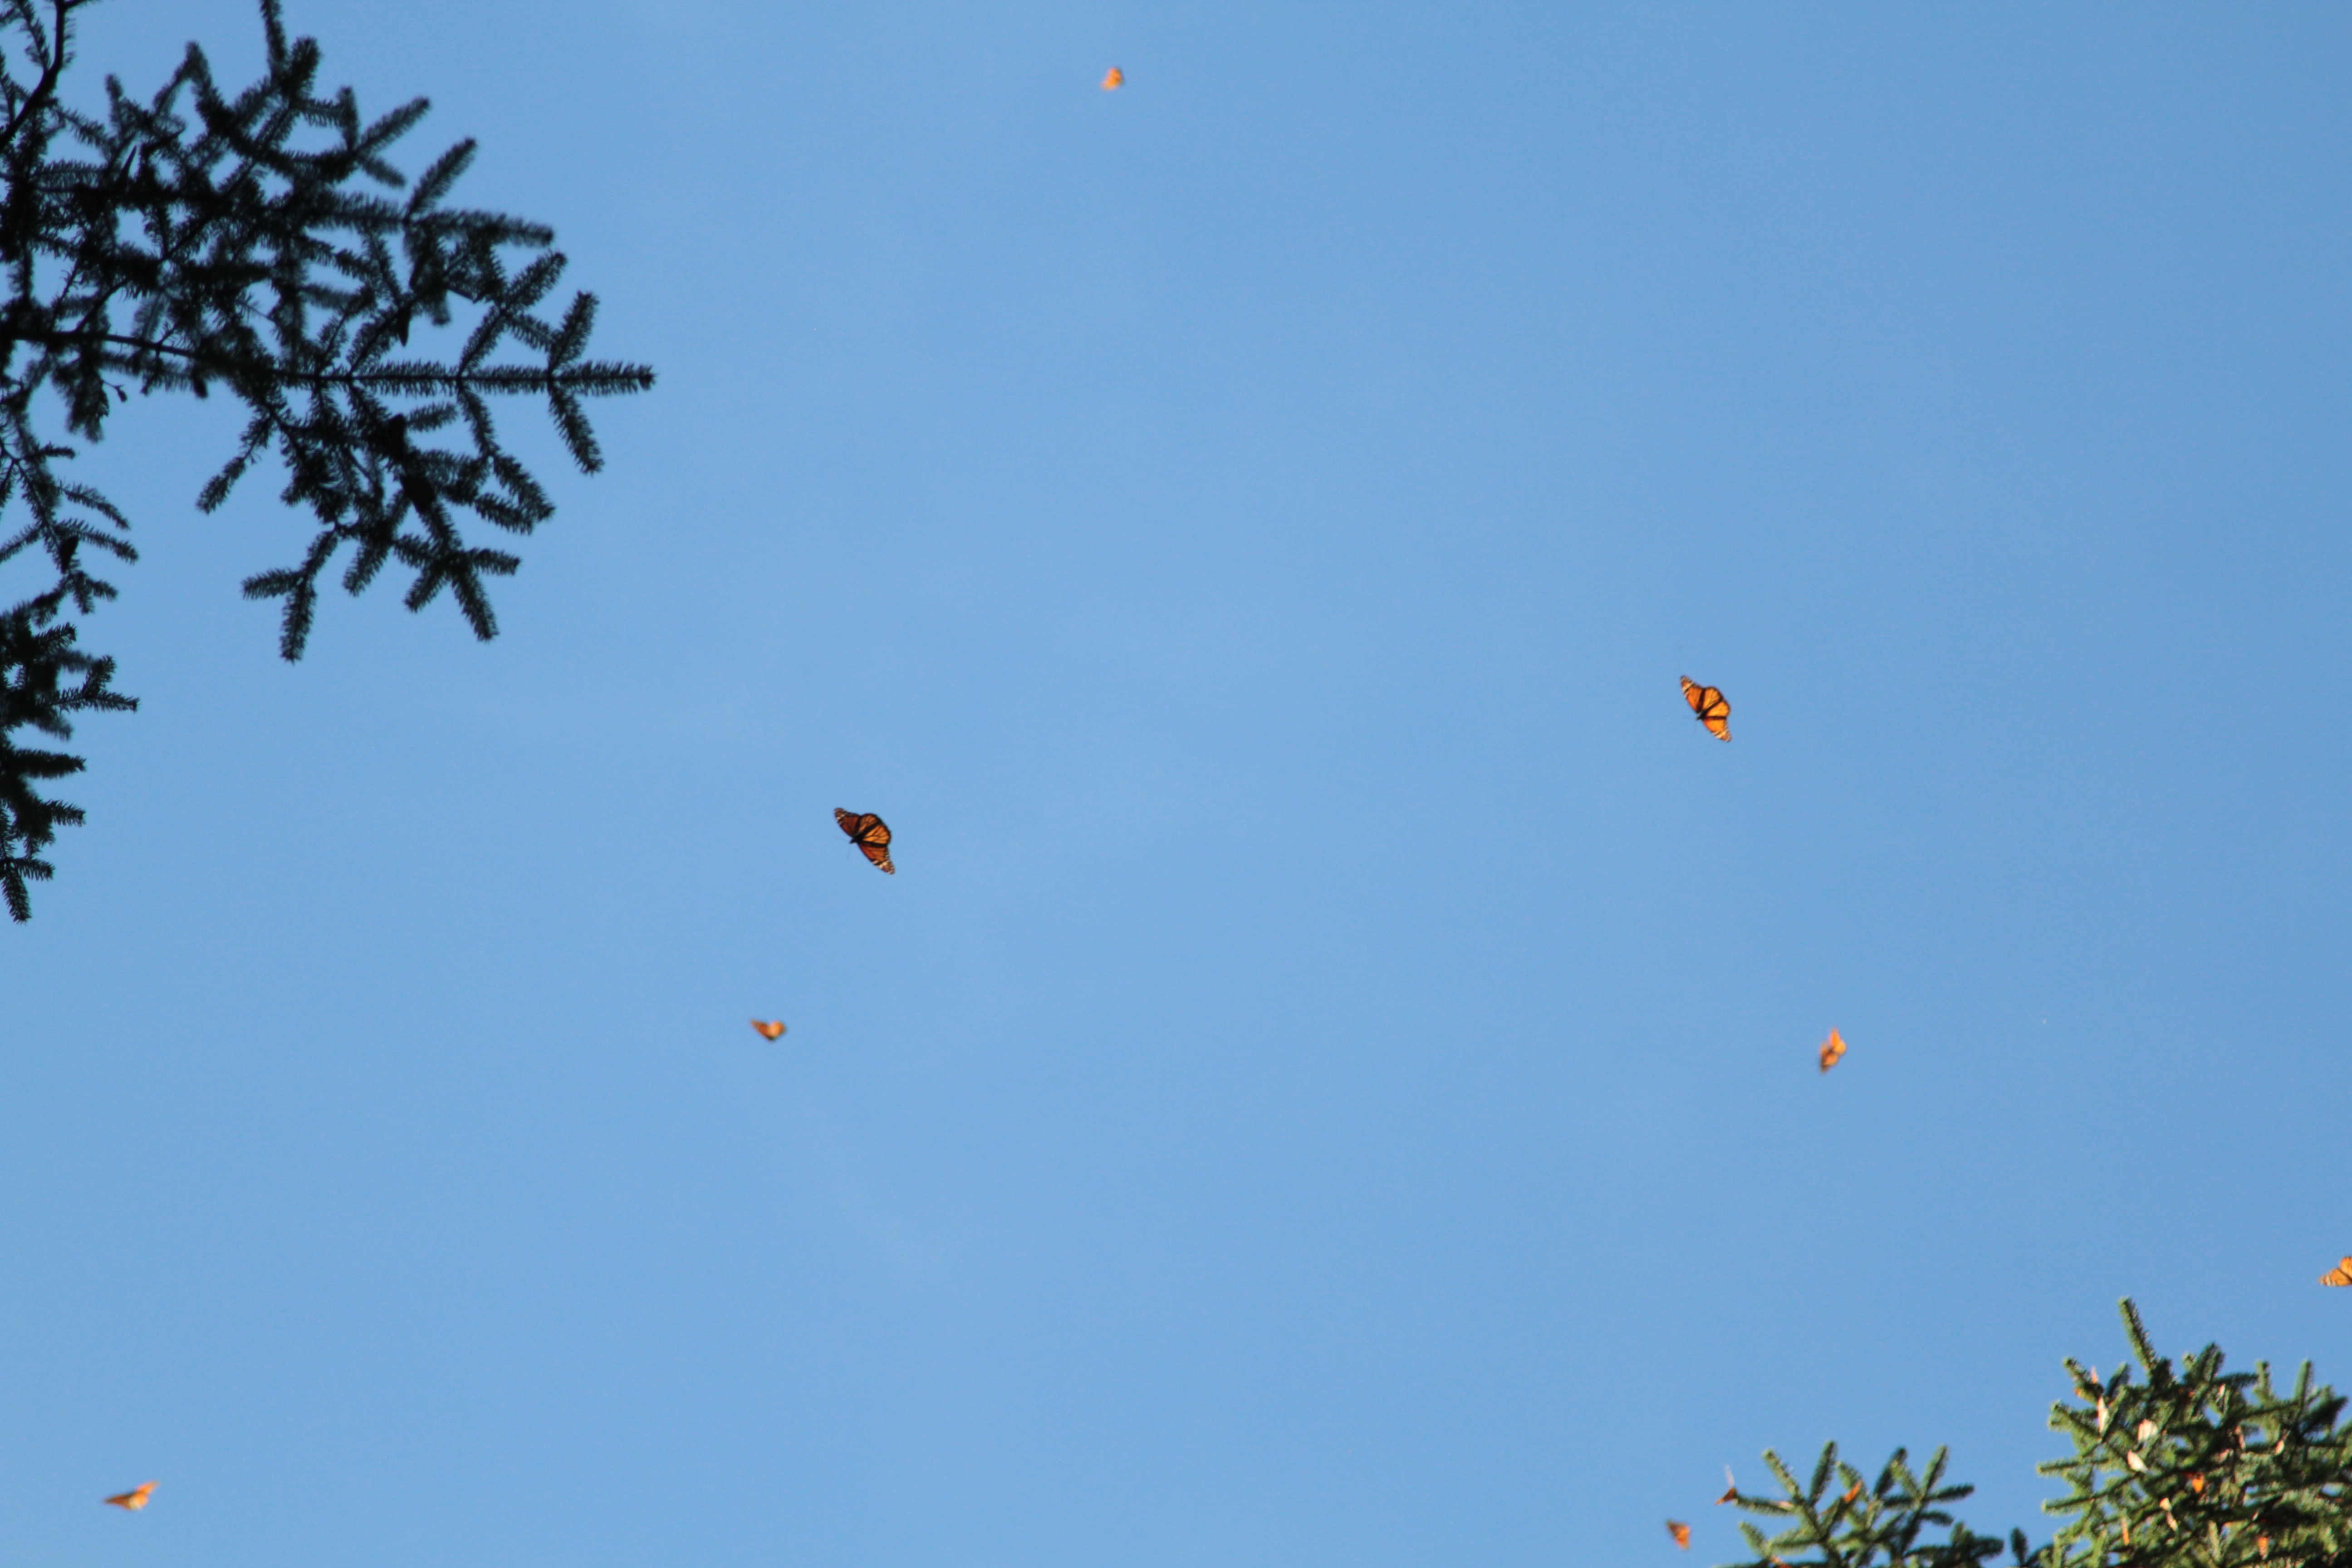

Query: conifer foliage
0;0;652;920
1719;1302;2352;1568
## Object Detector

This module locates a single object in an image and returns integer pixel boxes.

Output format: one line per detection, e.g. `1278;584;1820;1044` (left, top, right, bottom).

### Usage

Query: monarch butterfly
1102;66;1124;89
750;1019;786;1041
1667;1520;1691;1549
104;1483;155;1511
1717;1467;1737;1505
1842;1482;1863;1504
2321;1256;2352;1286
1681;676;1731;740
834;808;895;874
1818;1029;1847;1073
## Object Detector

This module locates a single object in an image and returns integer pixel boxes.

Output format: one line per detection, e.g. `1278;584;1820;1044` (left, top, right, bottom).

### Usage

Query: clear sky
7;3;2352;1566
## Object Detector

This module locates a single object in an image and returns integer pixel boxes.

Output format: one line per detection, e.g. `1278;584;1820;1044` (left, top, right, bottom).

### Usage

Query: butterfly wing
1102;66;1124;88
1667;1520;1691;1549
835;810;897;872
854;813;895;873
1818;1029;1847;1073
2321;1256;2352;1286
1681;677;1731;739
104;1484;154;1511
750;1020;786;1041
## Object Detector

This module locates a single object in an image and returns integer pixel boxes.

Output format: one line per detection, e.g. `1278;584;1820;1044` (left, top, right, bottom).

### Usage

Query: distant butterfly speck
750;1019;786;1041
1818;1029;1847;1073
1680;676;1731;740
1102;66;1124;89
1667;1520;1691;1550
104;1484;155;1511
834;808;896;874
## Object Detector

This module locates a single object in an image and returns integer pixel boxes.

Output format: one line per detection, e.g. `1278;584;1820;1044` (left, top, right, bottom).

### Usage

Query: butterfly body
834;808;895;874
104;1483;155;1511
1681;676;1731;740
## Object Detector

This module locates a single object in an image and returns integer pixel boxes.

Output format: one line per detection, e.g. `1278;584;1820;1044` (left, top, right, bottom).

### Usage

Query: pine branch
0;0;652;916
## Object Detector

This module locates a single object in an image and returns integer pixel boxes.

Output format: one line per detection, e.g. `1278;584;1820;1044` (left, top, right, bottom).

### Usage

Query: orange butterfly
1667;1520;1692;1549
750;1019;786;1041
2321;1256;2352;1286
1843;1482;1863;1504
1717;1466;1737;1505
104;1483;155;1511
1102;66;1124;89
1818;1029;1847;1073
834;808;895;874
1681;676;1731;741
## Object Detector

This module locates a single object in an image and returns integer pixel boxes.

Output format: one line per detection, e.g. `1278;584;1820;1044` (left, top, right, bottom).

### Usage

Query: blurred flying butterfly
750;1019;786;1041
1102;66;1124;89
2323;1257;2352;1287
834;808;896;874
1681;676;1731;741
1717;1467;1737;1505
1667;1520;1691;1550
1818;1029;1847;1073
104;1484;155;1511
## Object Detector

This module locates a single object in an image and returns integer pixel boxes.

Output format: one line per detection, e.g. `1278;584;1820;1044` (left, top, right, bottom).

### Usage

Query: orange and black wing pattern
1818;1029;1847;1073
2321;1257;2352;1286
750;1019;786;1041
104;1483;155;1511
834;808;896;874
1681;676;1731;741
1667;1520;1691;1550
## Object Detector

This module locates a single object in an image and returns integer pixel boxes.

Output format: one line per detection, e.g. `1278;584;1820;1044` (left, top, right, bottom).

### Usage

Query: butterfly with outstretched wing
750;1020;786;1041
104;1484;155;1512
834;808;896;874
1818;1029;1847;1073
1667;1520;1691;1550
2321;1257;2352;1286
1102;66;1124;89
1681;677;1731;741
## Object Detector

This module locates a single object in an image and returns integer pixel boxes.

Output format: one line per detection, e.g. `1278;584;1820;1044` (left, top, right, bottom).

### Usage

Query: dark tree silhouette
0;0;652;919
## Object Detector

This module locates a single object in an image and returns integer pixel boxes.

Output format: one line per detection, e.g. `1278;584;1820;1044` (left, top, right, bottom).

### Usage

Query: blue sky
7;2;2352;1565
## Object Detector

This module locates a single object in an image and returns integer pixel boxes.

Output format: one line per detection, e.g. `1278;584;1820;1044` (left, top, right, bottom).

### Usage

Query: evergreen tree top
0;0;652;920
1720;1302;2352;1568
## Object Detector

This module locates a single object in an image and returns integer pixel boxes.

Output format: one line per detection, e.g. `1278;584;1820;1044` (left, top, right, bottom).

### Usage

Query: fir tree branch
0;0;652;917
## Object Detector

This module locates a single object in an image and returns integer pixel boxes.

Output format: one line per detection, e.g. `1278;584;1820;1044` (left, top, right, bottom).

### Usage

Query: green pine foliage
1718;1302;2352;1568
0;0;652;920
